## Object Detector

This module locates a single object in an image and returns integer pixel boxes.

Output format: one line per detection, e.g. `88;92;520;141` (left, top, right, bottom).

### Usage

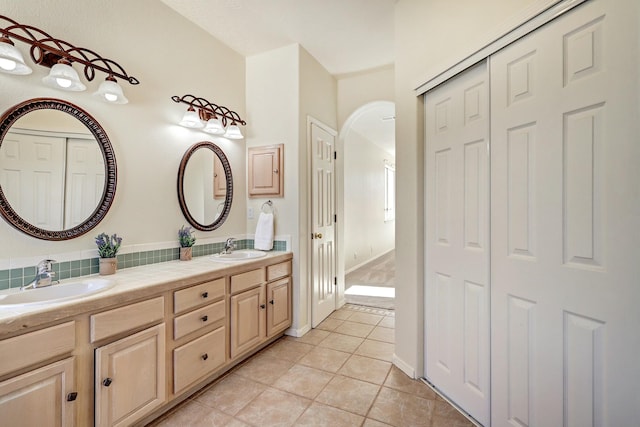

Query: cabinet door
267;277;291;337
0;357;75;427
248;144;284;197
95;324;166;427
230;286;265;358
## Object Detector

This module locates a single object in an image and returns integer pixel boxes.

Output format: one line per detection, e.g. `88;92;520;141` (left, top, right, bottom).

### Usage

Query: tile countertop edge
0;251;293;338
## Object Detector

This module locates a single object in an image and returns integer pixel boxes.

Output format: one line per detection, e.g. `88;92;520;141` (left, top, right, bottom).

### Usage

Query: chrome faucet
22;259;58;291
221;238;236;254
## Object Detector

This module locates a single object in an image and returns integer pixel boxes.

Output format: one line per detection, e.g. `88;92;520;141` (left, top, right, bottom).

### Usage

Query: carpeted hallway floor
344;250;395;310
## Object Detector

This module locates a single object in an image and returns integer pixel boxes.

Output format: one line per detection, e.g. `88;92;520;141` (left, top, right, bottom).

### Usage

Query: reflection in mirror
178;141;232;231
0;98;116;240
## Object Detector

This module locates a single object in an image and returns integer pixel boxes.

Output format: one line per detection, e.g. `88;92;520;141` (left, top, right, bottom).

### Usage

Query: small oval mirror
177;141;232;231
0;98;117;240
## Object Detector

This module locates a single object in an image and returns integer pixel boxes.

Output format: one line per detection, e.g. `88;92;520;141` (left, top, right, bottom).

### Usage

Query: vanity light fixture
172;94;246;139
0;14;139;104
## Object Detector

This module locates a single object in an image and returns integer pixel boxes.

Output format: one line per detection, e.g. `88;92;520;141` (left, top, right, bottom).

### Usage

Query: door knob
313;233;323;239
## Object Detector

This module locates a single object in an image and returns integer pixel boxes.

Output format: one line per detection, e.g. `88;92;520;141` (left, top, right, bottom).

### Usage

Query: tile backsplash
0;239;287;291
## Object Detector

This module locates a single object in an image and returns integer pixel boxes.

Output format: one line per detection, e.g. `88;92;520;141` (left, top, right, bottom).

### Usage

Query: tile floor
148;304;474;427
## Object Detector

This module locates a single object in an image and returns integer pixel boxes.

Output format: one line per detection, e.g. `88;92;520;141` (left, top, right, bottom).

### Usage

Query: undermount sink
211;249;267;262
0;279;114;306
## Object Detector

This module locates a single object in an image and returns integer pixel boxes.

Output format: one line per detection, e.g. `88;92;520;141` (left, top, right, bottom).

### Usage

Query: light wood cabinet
0;253;292;427
248;144;284;197
0;357;76;427
94;324;166;427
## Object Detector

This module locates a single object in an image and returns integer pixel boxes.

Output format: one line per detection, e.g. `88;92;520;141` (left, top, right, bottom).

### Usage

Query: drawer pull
202;353;209;361
102;378;113;387
66;392;78;402
202;292;209;298
201;315;208;322
269;300;274;305
260;304;266;310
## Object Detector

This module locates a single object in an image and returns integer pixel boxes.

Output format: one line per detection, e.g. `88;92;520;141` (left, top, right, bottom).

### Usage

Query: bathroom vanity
0;251;292;427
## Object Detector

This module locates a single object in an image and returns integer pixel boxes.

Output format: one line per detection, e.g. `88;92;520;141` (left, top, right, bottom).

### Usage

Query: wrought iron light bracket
171;94;246;127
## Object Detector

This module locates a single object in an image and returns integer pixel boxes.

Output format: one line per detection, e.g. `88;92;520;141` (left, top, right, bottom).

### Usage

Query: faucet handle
37;259;57;272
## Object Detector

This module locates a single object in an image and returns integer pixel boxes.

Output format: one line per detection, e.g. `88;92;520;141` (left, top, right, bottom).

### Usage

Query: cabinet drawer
267;260;291;281
173;300;226;340
174;278;225;314
230;268;265;294
0;322;75;377
91;297;164;343
173;326;226;394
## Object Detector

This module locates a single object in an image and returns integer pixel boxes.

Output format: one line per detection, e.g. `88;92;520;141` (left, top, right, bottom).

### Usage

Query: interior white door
310;120;337;327
425;61;490;426
64;138;105;228
0;132;65;230
490;0;640;425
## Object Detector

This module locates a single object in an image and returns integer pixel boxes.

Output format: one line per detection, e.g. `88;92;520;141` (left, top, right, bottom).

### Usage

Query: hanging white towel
254;212;274;250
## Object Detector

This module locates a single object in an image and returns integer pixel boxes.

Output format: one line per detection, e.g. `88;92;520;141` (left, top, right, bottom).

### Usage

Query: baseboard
392;353;416;379
285;323;311;338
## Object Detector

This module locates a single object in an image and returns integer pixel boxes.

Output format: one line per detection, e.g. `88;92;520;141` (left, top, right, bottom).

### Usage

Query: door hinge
334;277;337;286
334;214;337;223
334;151;337;160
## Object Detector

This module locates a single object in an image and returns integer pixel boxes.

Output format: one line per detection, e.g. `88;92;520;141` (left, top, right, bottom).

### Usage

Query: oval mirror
177;141;232;231
0;98;116;240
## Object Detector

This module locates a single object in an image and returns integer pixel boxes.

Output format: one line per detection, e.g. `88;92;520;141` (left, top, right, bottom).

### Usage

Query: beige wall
393;0;559;376
337;65;394;128
246;44;337;334
0;0;246;262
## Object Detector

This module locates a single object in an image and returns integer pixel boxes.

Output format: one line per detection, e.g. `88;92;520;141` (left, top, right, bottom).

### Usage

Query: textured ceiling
160;0;396;76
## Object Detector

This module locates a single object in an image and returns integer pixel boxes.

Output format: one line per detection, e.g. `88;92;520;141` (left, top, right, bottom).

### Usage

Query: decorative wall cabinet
248;144;284;197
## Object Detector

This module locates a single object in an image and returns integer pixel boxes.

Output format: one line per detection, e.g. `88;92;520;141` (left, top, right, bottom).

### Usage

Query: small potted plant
95;232;122;275
178;225;196;261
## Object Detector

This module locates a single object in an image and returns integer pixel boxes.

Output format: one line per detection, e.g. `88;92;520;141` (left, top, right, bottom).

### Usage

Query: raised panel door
267;277;291;337
230;286;265;358
95;324;166;427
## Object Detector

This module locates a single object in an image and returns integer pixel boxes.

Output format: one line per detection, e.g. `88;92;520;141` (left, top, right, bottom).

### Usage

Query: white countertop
0;251;292;336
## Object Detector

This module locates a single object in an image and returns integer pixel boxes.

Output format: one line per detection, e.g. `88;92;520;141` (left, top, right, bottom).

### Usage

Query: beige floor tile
316;317;344;331
378;316;395;328
294;402;364;426
334;320;375;338
155;400;232;427
317;332;364;353
355;339;395;362
236;388;311;426
368;326;395;343
368;387;434;427
383;366;436;400
363;419;394;427
298;346;351;373
233;352;294;385
286;328;330;345
329;309;354;320
347;311;384;325
261;338;315;362
431;415;476;427
338;354;391;385
433;400;474;424
273;364;334;399
315;375;380;416
194;374;266;416
224;419;252;427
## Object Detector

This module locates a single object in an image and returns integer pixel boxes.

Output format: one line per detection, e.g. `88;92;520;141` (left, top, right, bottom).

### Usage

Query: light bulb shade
224;124;243;139
93;77;128;104
42;60;86;91
202;117;225;135
0;37;32;75
179;108;204;128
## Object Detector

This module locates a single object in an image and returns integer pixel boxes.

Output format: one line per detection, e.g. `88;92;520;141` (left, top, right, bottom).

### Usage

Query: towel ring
261;200;274;213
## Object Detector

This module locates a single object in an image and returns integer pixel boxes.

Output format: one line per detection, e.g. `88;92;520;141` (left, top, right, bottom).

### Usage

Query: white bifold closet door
490;0;640;426
425;61;490;426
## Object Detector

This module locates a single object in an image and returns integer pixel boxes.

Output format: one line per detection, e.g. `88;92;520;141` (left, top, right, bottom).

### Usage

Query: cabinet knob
202;292;209;298
102;378;113;387
260;304;266;309
269;300;274;305
202;353;209;361
273;168;279;174
66;392;78;402
201;315;208;322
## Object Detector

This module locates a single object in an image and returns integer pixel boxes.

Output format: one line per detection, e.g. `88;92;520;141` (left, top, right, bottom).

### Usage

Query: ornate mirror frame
177;141;233;231
0;98;117;240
